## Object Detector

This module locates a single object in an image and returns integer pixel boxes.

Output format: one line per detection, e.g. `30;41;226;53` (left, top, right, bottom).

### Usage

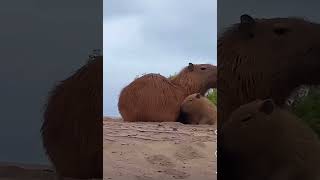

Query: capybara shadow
218;14;320;126
220;99;320;180
118;63;217;122
41;55;102;179
179;93;217;125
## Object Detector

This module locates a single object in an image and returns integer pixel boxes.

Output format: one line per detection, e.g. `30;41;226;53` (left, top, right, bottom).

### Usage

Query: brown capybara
179;93;217;125
218;14;320;126
220;99;320;180
41;55;102;179
118;63;217;122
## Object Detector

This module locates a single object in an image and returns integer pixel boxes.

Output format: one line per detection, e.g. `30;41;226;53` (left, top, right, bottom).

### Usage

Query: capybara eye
273;28;290;35
200;67;207;70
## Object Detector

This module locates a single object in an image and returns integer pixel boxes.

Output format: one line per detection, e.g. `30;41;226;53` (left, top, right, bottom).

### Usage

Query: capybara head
222;98;318;154
172;63;217;95
181;93;203;114
219;14;320;89
220;98;320;179
220;14;320;72
221;99;276;153
180;93;217;125
218;14;320;125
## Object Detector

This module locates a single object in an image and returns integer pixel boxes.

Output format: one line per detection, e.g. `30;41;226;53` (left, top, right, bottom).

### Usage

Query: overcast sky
103;0;217;117
0;0;101;164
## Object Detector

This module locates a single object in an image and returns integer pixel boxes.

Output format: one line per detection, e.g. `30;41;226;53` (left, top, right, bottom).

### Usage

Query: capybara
179;93;217;125
220;99;320;180
41;55;102;179
118;63;217;122
218;14;320;126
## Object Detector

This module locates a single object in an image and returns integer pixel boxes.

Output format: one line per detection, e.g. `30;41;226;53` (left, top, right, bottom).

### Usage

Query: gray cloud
104;0;144;19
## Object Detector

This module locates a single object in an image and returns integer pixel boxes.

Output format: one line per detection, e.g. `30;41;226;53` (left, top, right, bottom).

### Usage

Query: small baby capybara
220;99;320;180
118;63;217;122
179;93;217;125
41;55;102;179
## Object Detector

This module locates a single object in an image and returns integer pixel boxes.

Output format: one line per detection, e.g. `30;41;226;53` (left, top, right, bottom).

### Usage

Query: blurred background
0;0;101;164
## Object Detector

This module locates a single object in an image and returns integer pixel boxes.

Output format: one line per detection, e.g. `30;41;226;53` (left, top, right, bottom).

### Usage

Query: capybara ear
240;14;255;24
196;93;201;98
259;99;274;115
188;63;194;71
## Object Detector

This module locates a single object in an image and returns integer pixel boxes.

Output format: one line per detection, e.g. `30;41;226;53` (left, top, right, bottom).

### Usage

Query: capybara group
41;55;102;179
179;93;217;125
220;99;320;180
118;63;217;122
218;14;320;126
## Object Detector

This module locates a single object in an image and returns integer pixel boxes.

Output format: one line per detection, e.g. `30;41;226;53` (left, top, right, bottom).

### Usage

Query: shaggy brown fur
218;14;320;126
41;56;102;179
180;93;217;125
118;63;217;122
220;99;320;180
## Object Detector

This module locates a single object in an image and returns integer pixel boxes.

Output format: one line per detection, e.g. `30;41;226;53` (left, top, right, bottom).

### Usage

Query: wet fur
118;64;217;122
41;56;102;178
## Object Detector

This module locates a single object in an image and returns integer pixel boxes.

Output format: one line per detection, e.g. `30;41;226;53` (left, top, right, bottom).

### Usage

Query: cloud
103;0;146;21
104;15;144;57
104;0;217;63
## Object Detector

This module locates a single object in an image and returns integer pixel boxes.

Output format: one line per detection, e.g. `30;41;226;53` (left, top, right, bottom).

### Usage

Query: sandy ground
104;117;217;180
0;118;216;180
